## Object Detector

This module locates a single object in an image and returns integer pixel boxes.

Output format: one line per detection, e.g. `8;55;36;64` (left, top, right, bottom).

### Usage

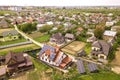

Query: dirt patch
111;47;120;74
112;66;120;74
111;48;120;66
61;41;86;55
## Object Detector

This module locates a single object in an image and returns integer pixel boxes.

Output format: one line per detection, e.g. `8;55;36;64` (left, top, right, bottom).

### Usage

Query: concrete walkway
14;25;44;47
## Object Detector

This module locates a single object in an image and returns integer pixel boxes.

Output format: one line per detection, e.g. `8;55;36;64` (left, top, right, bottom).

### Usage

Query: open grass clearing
34;34;50;43
29;32;44;38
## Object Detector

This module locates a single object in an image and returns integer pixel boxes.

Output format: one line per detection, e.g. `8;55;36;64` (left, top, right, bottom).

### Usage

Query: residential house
0;19;9;28
103;30;117;41
77;50;86;57
76;27;83;36
5;52;33;73
36;24;46;30
50;33;65;45
111;26;120;32
87;36;97;43
1;30;19;41
91;40;111;60
0;67;7;80
39;45;72;69
65;33;75;42
38;17;46;24
105;21;114;27
46;21;53;25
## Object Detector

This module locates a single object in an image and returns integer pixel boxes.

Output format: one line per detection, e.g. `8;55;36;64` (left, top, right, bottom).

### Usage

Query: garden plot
61;41;86;55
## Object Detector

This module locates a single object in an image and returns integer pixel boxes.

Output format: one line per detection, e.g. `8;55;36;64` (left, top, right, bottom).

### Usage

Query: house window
100;56;104;59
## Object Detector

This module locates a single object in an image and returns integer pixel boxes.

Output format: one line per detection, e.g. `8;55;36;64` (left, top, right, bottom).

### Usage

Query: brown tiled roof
0;67;6;76
62;56;72;64
25;56;33;66
5;52;25;64
45;49;51;56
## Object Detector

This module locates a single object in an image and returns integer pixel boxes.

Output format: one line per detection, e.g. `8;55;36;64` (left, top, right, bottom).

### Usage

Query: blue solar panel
39;45;55;57
50;53;56;61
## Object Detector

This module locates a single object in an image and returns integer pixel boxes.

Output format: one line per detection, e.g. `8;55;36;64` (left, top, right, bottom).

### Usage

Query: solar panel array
50;53;56;61
76;60;86;74
87;63;98;73
39;45;55;57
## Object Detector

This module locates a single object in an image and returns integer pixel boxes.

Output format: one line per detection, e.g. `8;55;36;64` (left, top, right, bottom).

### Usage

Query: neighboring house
5;52;33;73
105;21;114;27
77;50;86;57
0;19;9;28
38;17;46;24
76;27;83;36
39;45;72;69
0;67;6;80
36;24;46;30
65;33;75;42
111;26;120;32
50;33;65;45
87;36;97;43
1;30;19;41
91;40;111;60
103;30;117;41
46;21;53;25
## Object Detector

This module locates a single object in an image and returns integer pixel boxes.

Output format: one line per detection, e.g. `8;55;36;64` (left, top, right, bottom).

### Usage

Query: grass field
84;43;92;55
0;44;39;55
29;32;44;38
62;41;86;55
34;34;50;43
0;38;26;46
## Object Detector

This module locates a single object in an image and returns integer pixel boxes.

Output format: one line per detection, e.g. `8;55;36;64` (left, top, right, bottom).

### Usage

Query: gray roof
65;33;75;39
2;30;19;37
77;50;86;57
0;19;9;28
87;62;98;73
76;60;86;74
92;40;111;56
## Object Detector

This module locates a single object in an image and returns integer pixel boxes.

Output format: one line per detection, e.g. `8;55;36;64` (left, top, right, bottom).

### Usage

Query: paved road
14;25;44;47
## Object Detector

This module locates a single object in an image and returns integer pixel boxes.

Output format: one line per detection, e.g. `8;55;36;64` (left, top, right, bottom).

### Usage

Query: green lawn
25;58;120;80
34;34;50;43
84;43;92;55
0;38;26;46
